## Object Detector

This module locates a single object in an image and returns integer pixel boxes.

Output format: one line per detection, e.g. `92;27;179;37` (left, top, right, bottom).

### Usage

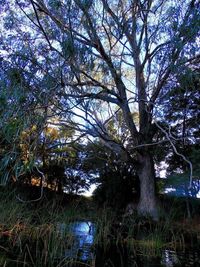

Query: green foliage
48;0;62;10
165;172;200;199
83;141;139;209
3;14;15;30
61;37;75;58
0;0;199;222
93;170;138;210
159;66;200;187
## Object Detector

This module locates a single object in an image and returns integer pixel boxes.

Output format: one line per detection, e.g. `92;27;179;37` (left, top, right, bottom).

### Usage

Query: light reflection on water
161;249;200;267
58;221;200;266
64;221;95;261
161;250;180;267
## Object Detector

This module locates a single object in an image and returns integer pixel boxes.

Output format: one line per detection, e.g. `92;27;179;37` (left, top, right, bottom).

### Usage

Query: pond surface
1;221;200;266
61;221;95;262
161;249;200;267
65;221;200;267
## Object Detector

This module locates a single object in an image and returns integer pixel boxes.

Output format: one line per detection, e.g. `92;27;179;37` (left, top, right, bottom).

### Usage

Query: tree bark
137;152;158;220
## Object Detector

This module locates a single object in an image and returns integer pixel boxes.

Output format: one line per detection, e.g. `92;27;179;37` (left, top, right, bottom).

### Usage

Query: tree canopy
0;0;199;219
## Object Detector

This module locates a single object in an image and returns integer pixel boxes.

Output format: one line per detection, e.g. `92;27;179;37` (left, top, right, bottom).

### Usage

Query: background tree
82;141;139;209
160;65;200;198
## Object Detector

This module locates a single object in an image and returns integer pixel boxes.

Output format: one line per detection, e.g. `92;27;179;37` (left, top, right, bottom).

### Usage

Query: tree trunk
137;152;158;220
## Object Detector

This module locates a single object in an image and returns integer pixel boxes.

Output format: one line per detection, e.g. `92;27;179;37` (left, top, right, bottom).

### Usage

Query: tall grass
121;203;188;258
1;186;199;266
0;186;94;267
94;207;115;251
93;203;188;260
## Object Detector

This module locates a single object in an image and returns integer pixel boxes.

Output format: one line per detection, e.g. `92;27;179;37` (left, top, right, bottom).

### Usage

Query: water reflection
58;221;200;266
161;250;179;267
65;221;95;261
161;249;200;267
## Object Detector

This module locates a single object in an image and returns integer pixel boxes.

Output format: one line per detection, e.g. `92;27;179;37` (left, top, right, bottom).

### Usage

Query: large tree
0;0;199;219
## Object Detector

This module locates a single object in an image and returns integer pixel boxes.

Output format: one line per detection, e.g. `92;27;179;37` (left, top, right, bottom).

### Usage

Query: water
1;221;200;266
63;221;200;267
95;247;200;267
62;221;95;262
161;249;200;267
161;250;180;266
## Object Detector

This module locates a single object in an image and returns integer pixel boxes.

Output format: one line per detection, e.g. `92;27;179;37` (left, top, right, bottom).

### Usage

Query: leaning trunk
137;152;158;220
